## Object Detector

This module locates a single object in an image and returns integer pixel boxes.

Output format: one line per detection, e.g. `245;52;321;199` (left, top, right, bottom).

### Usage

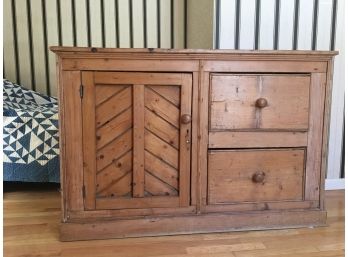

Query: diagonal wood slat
145;172;178;196
145;151;178;190
96;108;132;150
145;87;179;128
95;84;127;106
96;151;132;194
96;87;132;127
96;129;132;171
97;172;132;198
145;108;179;149
144;130;178;170
147;85;180;107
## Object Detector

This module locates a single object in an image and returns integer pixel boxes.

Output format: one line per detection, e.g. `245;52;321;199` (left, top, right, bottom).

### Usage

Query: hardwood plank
305;73;327;201
97;172;132;198
3;189;343;256
145;88;180;128
148;85;181;107
144;130;179;170
179;74;192;207
96;196;180;210
62;59;200;71
96;108;132;150
145;172;178;196
145;151;178;190
210;75;310;130
95;84;127;106
145;108;179;149
51;46;337;57
208;149;305;204
133;84;145;198
209;131;308;148
95;87;132;128
94;72;184;85
96;151;132;195
190;72;200;207
203;200;319;213
96;129;133;171
198;72;210;210
203;60;327;72
320;60;334;209
60;210;327;241
61;71;84;212
81;72;97;210
69;206;196;220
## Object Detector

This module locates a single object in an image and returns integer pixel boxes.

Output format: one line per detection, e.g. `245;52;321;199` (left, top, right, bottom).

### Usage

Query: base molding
60;209;327;241
325;179;345;190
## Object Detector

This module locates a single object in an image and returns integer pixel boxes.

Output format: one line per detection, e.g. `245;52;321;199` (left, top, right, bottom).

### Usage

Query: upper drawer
210;74;310;131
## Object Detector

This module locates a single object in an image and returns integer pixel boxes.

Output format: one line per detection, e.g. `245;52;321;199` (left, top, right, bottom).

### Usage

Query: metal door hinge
79;84;84;98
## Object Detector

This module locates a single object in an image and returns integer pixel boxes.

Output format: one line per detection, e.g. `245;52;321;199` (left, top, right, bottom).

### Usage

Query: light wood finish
80;71;192;213
208;149;305;204
209;131;308;148
305;73;327;201
210;74;310;130
133;84;145;197
60;71;84;214
81;72;97;210
203;60;327;73
4;188;344;256
52;47;337;241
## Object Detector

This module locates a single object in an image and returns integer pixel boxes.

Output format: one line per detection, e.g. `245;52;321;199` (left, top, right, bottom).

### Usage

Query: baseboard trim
325;178;345;190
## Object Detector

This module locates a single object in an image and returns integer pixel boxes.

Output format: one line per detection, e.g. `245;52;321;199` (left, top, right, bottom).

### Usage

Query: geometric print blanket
3;79;60;182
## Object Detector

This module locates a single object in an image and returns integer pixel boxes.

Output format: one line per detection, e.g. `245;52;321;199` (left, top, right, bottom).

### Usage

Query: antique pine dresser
51;47;337;241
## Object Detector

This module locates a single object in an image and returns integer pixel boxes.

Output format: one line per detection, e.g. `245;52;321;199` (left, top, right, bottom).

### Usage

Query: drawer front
210;74;310;130
208;149;305;204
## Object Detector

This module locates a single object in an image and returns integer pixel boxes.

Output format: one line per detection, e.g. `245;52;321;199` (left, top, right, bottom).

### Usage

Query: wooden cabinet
51;47;337;241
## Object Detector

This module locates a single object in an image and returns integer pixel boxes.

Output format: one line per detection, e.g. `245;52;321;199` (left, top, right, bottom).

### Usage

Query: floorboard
3;186;344;257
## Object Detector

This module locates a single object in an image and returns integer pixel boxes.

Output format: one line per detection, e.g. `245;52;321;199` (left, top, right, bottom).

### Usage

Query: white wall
218;0;345;182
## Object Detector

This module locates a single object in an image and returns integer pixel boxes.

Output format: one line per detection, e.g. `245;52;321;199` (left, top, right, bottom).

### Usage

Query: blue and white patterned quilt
3;80;60;182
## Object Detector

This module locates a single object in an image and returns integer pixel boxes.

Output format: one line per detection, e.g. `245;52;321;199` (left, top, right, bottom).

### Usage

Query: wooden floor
4;187;344;257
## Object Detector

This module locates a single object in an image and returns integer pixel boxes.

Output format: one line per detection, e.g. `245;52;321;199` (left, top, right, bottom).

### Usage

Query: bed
3;79;60;183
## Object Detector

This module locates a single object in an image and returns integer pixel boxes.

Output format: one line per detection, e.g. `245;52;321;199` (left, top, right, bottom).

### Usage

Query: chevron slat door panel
81;72;192;213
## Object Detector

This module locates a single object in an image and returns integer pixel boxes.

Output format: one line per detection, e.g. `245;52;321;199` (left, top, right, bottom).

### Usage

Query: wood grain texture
320;60;335;210
210;74;310;130
60;71;84;212
52;48;336;241
305;73;327;201
203;61;327;73
208;149;305;204
3;189;343;256
178;74;193;206
209;131;308;148
81;72;97;210
133;84;145;197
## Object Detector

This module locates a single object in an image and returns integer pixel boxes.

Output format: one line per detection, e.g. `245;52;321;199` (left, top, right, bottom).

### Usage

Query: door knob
252;171;266;183
255;98;268;108
181;114;191;124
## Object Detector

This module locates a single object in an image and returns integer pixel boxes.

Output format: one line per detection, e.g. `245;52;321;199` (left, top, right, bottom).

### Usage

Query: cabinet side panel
305;72;327;201
321;60;335;209
60;70;84;213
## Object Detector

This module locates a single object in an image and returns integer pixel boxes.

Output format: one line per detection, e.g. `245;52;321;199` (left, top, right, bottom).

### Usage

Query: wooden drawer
210;74;310;131
208;149;305;204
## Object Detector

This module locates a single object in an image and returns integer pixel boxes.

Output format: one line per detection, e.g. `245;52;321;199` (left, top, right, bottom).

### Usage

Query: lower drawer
208;149;305;204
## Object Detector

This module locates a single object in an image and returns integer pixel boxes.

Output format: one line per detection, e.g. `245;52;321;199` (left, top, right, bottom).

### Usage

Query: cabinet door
81;72;192;212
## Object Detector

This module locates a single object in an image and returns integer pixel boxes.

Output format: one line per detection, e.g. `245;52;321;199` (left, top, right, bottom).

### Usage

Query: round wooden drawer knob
255;98;268;108
181;114;192;124
252;171;266;183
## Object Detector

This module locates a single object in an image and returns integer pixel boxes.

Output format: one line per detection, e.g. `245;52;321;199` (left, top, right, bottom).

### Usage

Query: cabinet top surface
50;46;338;57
